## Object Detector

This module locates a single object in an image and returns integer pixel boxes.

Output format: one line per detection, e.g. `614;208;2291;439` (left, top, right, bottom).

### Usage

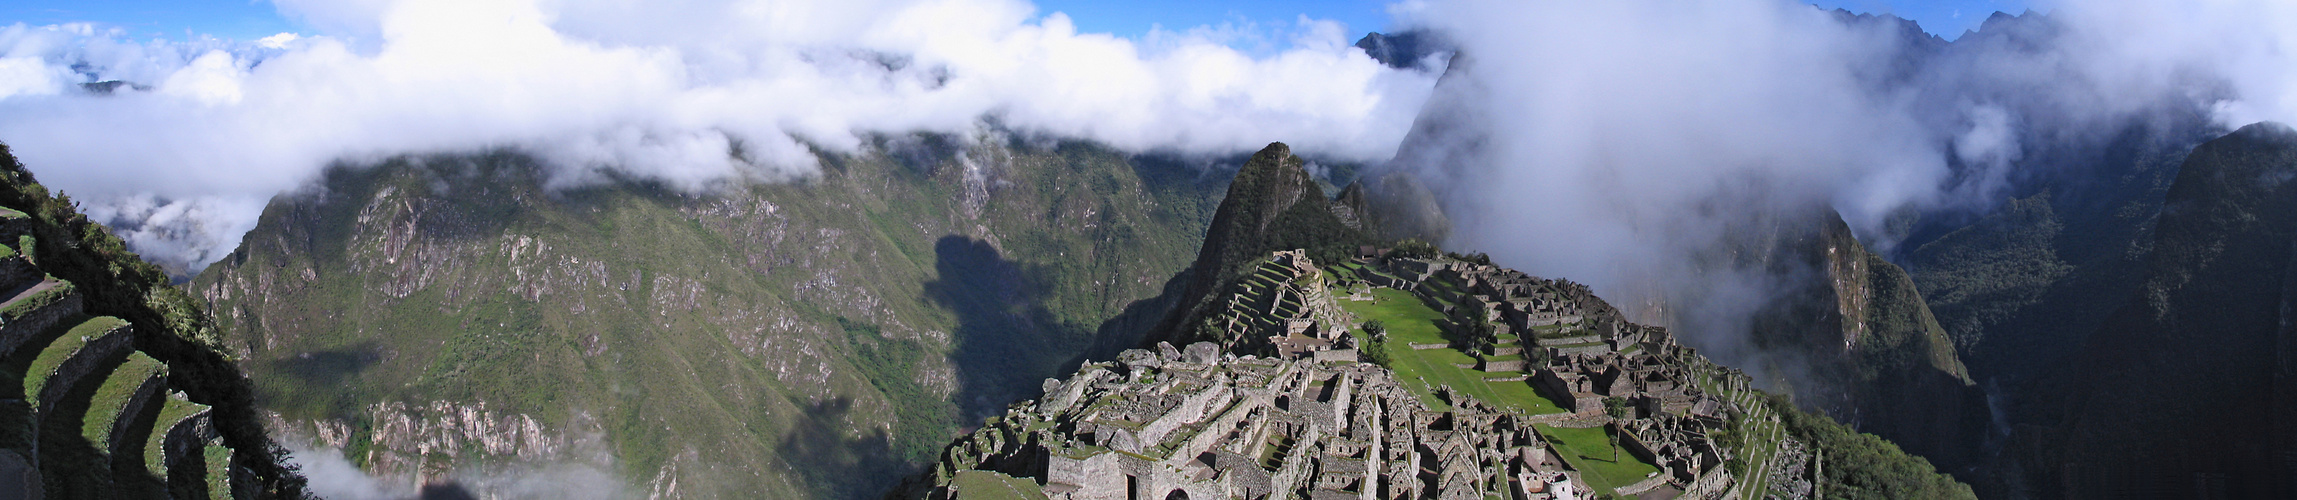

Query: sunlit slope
192;137;1226;498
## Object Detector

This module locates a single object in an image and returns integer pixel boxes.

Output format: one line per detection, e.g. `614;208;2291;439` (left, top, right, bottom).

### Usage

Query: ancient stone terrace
925;251;1825;500
0;209;241;499
929;342;1619;500
1205;250;1359;361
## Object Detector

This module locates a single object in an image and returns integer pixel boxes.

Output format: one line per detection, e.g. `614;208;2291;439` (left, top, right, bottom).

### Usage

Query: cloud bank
0;0;1439;273
1379;0;2297;362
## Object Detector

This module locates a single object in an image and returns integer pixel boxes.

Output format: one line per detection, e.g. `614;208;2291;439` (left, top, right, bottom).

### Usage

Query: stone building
922;251;1815;500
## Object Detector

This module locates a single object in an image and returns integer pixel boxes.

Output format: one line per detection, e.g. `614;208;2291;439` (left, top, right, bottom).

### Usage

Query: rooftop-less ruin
921;250;1821;500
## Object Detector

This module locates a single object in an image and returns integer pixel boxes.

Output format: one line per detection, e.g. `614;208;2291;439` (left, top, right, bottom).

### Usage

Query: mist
0;0;1441;273
287;441;628;500
1376;0;2297;367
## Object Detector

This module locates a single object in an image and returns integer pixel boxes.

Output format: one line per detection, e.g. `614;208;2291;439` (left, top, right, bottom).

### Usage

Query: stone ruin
926;343;1598;500
923;251;1826;500
1204;250;1359;362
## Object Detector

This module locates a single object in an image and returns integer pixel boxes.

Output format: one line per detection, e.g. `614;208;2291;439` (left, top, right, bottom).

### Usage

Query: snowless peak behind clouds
0;0;1441;274
1376;0;2297;366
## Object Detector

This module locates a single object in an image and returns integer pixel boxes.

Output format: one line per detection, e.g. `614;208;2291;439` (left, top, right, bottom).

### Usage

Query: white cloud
1376;0;2297;366
0;0;1439;273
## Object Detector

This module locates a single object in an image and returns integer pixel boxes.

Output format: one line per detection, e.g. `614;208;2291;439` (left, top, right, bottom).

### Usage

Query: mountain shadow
926;235;1073;420
2011;122;2297;498
777;396;899;500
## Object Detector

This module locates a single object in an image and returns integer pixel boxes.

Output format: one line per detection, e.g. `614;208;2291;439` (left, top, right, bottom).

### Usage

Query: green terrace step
88;354;164;444
163;408;232;499
101;357;170;499
206;443;233;500
31;317;135;499
144;394;206;483
0;279;80;361
23;316;130;404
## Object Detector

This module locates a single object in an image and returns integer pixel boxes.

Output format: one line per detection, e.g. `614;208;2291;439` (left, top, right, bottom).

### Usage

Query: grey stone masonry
32;322;132;463
162;410;219;497
926;251;1800;500
0;280;81;360
108;372;168;478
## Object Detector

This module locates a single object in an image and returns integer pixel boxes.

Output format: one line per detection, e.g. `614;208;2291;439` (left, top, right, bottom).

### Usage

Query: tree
1391;238;1439;259
1604;397;1632;461
1363;335;1392;367
1455;299;1497;354
1362;320;1387;341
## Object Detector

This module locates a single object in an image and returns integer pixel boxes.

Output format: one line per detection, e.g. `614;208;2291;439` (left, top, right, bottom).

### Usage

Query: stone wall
0;288;80;359
107;373;168;473
1138;381;1230;447
1682;465;1734;499
0;449;33;500
1043;451;1121;500
161;410;218;497
34;325;132;454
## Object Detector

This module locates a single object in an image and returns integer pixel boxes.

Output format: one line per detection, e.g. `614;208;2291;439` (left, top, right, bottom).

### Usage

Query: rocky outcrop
1150;143;1365;347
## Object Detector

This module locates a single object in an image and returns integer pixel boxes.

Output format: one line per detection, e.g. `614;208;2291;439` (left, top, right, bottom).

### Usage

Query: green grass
1535;424;1662;495
146;397;208;476
203;444;232;500
949;470;1049;500
1337;287;1563;415
24;315;127;400
0;278;68;319
83;352;165;445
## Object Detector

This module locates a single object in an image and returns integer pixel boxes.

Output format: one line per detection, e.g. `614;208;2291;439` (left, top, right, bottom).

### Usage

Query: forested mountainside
1717;209;1990;478
0;144;307;498
907;142;1972;500
190;135;1231;498
1973;122;2297;497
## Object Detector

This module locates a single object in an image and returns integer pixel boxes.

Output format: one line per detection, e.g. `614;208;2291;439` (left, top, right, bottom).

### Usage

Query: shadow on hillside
925;236;1067;421
264;343;382;388
777;396;900;500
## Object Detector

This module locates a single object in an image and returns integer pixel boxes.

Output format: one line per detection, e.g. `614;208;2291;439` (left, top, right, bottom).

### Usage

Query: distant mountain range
2;10;2286;498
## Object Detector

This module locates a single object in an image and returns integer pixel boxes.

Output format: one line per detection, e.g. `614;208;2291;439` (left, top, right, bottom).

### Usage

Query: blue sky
2;0;292;41
2;0;2029;44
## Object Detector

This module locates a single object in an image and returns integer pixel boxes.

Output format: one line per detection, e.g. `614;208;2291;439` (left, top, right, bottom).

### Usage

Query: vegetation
0;143;308;497
947;470;1049;500
1535;424;1662;496
1358;320;1392;367
1337;287;1563;414
1154;143;1366;346
1388;238;1439;260
192;137;1227;497
1762;393;1973;499
1602;397;1629;461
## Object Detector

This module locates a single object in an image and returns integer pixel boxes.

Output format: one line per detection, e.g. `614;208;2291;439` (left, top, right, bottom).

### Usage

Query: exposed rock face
194;137;1227;497
1740;211;1988;474
1352;31;1451;70
1150;143;1365;347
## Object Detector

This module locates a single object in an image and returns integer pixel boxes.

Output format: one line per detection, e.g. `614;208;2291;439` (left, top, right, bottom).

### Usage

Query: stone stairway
0;212;242;499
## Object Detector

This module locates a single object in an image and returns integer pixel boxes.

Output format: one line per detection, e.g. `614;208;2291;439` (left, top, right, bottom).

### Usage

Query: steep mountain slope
906;142;1973;500
190;136;1227;497
2000;122;2297;497
1741;211;1987;475
1904;109;2219;388
1144;143;1365;348
0;144;307;498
